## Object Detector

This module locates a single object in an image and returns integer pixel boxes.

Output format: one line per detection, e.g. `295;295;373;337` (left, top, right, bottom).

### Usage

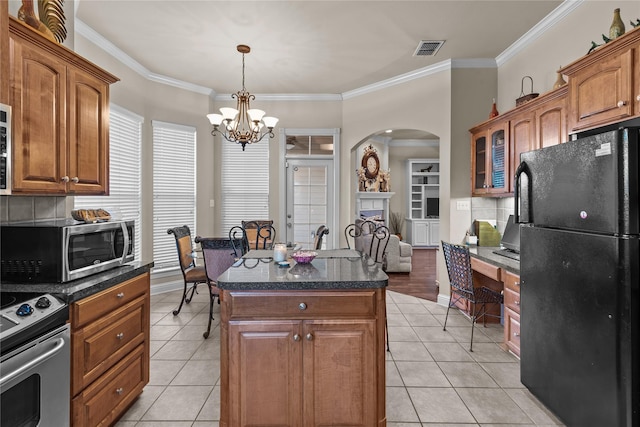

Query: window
74;104;142;261
220;140;269;233
152;120;197;271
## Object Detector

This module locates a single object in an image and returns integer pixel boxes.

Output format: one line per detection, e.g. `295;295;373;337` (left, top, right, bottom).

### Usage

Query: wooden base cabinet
503;271;521;357
70;273;150;427
220;289;386;427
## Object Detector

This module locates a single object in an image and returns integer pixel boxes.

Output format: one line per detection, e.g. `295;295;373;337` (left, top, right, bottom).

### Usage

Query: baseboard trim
150;280;184;296
437;293;450;308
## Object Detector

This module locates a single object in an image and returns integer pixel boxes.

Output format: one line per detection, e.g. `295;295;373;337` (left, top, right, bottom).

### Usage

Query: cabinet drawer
72;344;147;427
72;273;149;329
470;258;501;281
503;271;521;293
504;288;521;314
504;308;520;357
72;295;147;395
227;290;377;319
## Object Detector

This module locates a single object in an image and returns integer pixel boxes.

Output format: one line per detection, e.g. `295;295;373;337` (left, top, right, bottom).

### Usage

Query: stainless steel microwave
1;219;134;283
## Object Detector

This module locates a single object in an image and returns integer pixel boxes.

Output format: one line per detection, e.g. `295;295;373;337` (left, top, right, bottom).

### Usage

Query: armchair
350;219;412;273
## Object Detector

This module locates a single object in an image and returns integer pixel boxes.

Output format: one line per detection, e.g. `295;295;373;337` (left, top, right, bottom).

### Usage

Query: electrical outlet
209;199;215;208
456;200;470;211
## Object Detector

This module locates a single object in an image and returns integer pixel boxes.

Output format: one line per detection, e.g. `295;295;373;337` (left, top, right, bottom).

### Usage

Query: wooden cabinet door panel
536;96;567;148
68;69;109;194
569;49;633;131
509;112;534;193
228;320;303;427
471;132;487;195
10;37;67;193
302;320;376;427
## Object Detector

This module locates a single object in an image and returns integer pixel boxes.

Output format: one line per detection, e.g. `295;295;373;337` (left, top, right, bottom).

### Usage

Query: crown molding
76;1;580;101
75;18;214;96
213;93;342;102
496;0;584;66
389;139;440;147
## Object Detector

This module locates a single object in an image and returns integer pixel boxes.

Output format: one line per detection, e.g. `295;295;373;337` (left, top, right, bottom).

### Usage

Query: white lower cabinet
406;219;440;247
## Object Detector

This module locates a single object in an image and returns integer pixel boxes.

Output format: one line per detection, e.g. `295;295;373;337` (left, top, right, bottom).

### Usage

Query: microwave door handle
62;228;71;281
120;221;130;264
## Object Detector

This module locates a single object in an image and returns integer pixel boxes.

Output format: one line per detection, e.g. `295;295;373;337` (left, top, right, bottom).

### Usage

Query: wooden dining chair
441;240;504;351
167;225;208;316
195;236;238;338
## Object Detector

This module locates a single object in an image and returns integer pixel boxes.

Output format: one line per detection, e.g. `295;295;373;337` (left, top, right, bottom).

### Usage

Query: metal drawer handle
514;332;520;337
116;332;124;340
617;100;627;108
293;334;300;342
514;281;520;287
61;176;69;183
117;292;125;298
514;300;520;306
71;177;79;183
116;387;124;395
306;333;313;341
637;95;640;102
298;302;307;310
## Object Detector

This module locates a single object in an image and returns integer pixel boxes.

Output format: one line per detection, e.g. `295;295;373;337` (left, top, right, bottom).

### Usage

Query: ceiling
74;1;563;97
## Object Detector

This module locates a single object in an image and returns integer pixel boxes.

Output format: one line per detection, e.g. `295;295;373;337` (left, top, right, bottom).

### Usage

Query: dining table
216;247;388;426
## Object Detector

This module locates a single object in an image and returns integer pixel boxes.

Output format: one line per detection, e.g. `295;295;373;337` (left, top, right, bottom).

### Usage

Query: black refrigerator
516;127;639;427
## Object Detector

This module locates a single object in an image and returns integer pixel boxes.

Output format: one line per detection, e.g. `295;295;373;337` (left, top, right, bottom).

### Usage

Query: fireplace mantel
355;191;395;225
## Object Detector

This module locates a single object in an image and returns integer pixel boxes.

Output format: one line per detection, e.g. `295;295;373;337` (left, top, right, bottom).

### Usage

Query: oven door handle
0;337;66;386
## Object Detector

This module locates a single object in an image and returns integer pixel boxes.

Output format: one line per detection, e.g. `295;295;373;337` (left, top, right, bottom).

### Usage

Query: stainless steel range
0;292;70;427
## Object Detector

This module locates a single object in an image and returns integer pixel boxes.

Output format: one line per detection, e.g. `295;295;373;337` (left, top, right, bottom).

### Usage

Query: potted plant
388;211;405;241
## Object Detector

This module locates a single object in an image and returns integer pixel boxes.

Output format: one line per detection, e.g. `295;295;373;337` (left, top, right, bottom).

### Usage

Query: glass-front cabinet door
471;122;509;196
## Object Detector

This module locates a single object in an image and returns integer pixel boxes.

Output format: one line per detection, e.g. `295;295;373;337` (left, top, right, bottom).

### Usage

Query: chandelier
207;45;279;151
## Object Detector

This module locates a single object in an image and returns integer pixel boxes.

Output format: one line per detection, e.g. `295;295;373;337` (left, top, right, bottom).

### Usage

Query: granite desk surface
469;246;520;275
217;249;388;291
0;261;154;303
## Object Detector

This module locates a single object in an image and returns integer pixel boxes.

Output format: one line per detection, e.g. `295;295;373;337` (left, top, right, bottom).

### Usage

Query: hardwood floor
387;248;438;301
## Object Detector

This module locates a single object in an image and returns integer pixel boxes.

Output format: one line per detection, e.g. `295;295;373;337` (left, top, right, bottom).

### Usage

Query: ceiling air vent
414;40;445;57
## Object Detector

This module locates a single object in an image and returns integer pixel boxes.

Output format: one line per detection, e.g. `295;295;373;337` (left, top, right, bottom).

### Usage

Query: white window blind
220;140;270;233
74;104;142;261
152;120;197;271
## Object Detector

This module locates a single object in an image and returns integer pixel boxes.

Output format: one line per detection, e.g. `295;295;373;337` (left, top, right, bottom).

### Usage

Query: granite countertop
218;249;387;291
469;246;520;274
1;260;154;303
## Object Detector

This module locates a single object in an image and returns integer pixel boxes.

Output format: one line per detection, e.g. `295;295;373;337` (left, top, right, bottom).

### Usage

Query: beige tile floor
115;288;564;427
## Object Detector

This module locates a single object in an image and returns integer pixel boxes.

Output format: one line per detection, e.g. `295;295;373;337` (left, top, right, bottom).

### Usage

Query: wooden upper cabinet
9;17;118;195
508;111;534;194
11;37;68;193
561;26;640;132
471;121;509;196
68;69;110;194
534;87;568;149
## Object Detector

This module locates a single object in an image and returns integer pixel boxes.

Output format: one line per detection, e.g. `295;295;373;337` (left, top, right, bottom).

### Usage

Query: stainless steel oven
1;219;134;283
0;102;11;195
0;293;70;427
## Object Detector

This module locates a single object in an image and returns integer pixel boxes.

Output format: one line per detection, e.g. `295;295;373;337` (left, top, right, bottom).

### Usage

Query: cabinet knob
637;95;640;102
71;176;79;183
306;333;313;341
293;334;300;342
514;332;520;337
116;332;124;340
61;176;70;183
514;281;520;287
116;387;124;395
117;292;125;298
298;302;307;310
515;300;520;306
617;100;627;108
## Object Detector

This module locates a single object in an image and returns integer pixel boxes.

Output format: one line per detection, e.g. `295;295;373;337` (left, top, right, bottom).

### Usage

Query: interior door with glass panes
286;159;333;250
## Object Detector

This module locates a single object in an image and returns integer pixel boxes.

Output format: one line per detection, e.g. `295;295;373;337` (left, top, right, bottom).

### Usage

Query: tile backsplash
471;196;515;235
1;196;68;223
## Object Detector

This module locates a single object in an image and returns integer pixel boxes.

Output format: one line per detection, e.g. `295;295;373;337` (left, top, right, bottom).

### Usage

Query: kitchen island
217;249;388;427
